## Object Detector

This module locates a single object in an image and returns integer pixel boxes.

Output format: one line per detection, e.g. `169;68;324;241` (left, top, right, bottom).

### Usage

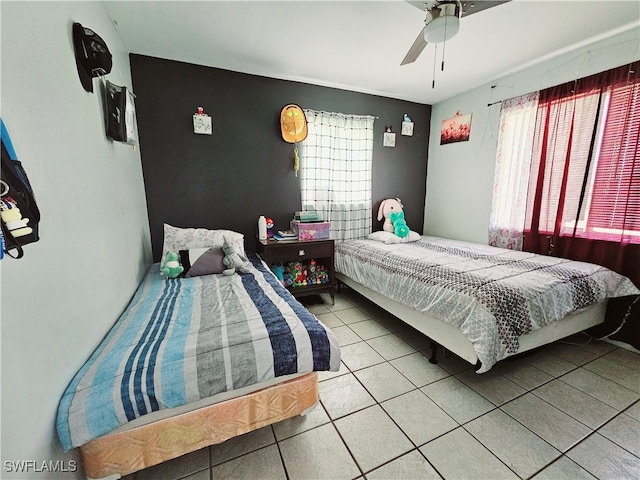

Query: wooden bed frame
337;273;607;369
79;372;318;480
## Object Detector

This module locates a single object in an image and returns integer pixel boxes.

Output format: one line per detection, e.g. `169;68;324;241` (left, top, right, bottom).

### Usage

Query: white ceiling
103;0;640;105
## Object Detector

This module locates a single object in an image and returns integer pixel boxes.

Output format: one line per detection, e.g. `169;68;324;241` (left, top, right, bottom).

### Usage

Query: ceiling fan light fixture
423;2;461;43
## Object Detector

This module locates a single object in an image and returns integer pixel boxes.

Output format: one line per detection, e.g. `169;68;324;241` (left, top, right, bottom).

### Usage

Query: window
300;110;375;241
489;92;539;250
490;61;639;286
525;70;640;244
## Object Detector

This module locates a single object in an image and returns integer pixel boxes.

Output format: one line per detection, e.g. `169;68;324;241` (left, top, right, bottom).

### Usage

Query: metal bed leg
429;340;439;364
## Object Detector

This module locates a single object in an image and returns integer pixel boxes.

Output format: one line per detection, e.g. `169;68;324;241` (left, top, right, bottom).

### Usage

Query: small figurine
308;259;317;285
266;217;275;237
282;266;293;287
290;261;306;287
317;265;329;284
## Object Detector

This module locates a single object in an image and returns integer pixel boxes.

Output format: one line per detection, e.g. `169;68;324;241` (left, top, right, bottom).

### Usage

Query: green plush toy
389;210;410;238
222;241;251;275
161;251;184;278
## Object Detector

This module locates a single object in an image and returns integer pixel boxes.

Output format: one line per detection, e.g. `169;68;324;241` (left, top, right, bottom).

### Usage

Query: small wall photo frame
401;121;414;136
383;126;396;147
193;107;212;135
401;114;413;136
440;111;472;145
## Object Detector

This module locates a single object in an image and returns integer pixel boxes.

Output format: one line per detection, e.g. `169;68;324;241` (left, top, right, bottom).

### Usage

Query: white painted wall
1;2;152;478
424;26;640;244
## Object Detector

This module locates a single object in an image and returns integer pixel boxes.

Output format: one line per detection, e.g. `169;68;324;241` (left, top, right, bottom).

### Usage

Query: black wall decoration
72;22;112;93
130;55;431;261
105;81;137;145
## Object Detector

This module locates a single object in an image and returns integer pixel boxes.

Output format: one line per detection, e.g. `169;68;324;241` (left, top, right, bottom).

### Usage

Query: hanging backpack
1;119;40;259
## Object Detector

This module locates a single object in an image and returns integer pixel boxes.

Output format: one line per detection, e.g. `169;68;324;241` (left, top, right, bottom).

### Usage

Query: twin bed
335;234;638;372
57;227;340;479
57;227;638;479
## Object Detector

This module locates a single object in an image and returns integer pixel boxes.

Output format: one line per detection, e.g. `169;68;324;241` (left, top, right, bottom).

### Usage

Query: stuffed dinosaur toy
389;210;410;238
222;241;251;275
161;251;184;278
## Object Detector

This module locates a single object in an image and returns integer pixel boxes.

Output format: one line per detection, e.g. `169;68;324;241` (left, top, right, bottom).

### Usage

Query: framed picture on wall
383;131;396;147
440;112;472;145
105;80;137;145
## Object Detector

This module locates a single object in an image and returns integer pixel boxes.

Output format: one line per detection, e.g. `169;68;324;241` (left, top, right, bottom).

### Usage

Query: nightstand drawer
272;242;332;261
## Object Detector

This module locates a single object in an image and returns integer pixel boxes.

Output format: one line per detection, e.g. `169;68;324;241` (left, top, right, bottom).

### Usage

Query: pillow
162;224;245;265
368;230;421;244
179;247;226;277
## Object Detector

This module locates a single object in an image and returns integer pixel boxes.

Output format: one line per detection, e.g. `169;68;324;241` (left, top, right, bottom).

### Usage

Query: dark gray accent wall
130;55;431;261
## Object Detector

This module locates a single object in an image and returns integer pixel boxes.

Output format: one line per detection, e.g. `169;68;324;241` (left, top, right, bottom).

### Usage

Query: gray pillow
179;247;226;277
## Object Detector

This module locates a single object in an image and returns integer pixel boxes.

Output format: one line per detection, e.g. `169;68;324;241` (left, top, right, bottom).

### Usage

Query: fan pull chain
442;42;446;72
442;15;448;71
432;43;438;89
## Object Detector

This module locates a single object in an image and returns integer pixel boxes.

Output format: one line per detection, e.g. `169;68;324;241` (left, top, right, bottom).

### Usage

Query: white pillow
162;224;245;264
368;230;421;244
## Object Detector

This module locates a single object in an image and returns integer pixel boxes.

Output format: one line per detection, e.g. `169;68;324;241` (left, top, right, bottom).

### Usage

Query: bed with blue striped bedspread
57;254;340;451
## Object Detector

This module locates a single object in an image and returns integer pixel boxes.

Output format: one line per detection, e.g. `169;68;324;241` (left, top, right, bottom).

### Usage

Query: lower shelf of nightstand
288;282;336;302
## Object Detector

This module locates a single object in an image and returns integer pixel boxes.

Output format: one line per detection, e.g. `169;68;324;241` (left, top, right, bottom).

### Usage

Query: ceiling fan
401;1;511;66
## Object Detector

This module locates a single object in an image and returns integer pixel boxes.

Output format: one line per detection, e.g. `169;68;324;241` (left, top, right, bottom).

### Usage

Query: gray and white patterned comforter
335;236;638;372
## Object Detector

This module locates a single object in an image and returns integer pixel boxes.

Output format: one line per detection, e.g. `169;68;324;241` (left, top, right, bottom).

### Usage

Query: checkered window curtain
300;110;375;241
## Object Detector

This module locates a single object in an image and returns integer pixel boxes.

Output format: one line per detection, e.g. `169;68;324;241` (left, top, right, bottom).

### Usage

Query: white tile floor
124;288;640;480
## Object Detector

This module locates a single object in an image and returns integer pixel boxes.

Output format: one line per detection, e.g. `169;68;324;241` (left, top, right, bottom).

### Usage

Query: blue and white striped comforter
57;254;340;451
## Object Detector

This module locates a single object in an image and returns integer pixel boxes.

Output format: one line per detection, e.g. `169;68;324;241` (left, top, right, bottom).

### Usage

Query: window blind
524;63;640;244
587;81;640;240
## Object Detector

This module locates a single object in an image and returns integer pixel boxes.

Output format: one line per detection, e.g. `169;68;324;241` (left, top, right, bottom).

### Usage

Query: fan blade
405;1;440;11
461;0;510;17
401;28;428;66
405;1;426;11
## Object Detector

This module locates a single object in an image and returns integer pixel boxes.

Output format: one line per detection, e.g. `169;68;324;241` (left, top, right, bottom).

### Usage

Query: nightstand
256;238;335;304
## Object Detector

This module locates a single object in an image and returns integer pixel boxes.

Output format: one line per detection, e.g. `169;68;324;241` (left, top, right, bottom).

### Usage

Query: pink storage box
291;221;331;241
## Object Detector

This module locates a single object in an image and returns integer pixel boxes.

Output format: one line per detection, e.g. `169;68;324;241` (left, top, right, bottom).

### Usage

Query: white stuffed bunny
377;198;404;233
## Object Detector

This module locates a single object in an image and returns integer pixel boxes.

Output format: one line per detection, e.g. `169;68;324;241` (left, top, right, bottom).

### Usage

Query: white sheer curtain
300;110;375;241
489;92;539;250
